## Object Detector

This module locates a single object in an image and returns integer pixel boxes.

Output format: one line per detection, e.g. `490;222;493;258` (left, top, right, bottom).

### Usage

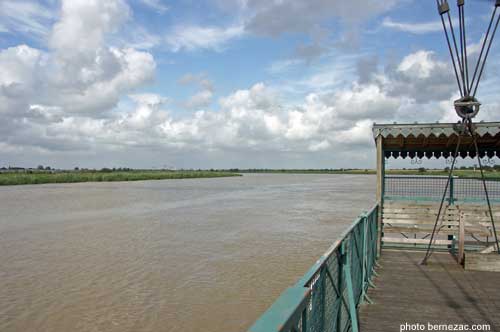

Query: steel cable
469;7;497;93
421;123;464;265
469;124;500;253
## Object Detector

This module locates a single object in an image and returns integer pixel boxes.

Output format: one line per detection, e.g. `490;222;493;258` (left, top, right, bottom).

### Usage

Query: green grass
3;168;499;186
0;170;241;186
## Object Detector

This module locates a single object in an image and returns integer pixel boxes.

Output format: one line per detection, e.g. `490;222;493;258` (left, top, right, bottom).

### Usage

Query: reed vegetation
0;170;241;186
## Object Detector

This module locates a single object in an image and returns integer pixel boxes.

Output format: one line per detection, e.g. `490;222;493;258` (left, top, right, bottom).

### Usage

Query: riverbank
2;168;499;186
0;170;241;186
224;168;500;178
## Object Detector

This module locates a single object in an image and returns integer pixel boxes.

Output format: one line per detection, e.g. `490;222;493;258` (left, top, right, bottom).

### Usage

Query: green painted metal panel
248;204;380;332
248;286;310;332
342;241;359;332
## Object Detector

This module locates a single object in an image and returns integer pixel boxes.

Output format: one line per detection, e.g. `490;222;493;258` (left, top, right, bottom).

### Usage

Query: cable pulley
422;1;500;264
436;0;500;120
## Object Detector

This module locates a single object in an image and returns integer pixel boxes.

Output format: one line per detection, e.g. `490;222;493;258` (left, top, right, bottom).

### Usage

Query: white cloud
0;0;478;169
273;53;361;97
239;0;399;53
185;90;214;110
397;50;442;79
308;140;331;152
0;45;43;87
121;26;161;50
0;0;55;38
382;17;443;34
333;84;401;120
2;44;467;167
179;73;215;110
267;59;303;74
139;0;169;13
467;34;486;55
337;120;374;145
50;0;130;54
161;0;398;55
245;0;398;37
179;73;214;91
220;83;277;112
165;25;245;52
0;0;156;124
169;0;398;55
129;93;169;107
390;50;455;103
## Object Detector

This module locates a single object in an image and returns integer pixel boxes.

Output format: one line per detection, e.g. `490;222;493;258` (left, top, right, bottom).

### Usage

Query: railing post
449;176;455;205
374;205;381;269
376;135;384;258
320;267;325;332
447;177;455;251
301;308;307;332
342;240;359;332
360;212;374;304
360;214;367;298
458;210;465;264
336;246;343;331
362;214;367;289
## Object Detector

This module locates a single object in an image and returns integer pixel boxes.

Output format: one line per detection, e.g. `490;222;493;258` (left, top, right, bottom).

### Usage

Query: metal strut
422;0;500;265
421;122;464;265
422;122;500;265
468;124;500;254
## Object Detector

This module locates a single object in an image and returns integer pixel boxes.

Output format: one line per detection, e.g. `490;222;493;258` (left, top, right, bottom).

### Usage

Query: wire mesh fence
454;177;500;201
249;204;379;332
384;176;500;203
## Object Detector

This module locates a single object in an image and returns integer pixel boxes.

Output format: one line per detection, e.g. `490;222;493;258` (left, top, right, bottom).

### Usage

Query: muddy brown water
0;173;376;332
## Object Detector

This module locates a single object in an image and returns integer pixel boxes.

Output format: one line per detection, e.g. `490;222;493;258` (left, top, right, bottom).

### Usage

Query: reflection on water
0;174;375;332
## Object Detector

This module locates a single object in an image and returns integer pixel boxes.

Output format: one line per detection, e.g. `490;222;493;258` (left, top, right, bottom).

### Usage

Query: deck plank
359;250;500;332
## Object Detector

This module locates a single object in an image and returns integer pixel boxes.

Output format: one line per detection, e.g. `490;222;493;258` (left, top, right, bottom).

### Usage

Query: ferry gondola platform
359;250;500;332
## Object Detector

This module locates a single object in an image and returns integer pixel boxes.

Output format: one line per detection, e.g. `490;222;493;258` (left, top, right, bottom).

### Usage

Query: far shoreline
1;168;500;186
0;170;242;186
233;169;500;179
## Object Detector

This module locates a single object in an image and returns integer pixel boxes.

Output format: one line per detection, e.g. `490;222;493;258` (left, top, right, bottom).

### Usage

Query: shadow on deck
359;250;500;332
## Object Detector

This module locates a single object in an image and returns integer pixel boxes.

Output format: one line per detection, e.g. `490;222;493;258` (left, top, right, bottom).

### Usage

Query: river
0;173;376;332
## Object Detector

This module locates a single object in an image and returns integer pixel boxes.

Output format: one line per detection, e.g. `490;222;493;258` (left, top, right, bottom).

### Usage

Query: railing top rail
298;203;378;286
458;176;500;181
385;175;456;179
297;216;361;286
249;203;380;332
385;175;500;180
248;286;311;332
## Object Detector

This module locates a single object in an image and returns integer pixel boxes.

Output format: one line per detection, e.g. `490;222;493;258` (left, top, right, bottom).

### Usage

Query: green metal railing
249;204;379;332
384;176;500;203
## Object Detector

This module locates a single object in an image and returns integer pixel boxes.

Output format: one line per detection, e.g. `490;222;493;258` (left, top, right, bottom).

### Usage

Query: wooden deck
359;250;500;332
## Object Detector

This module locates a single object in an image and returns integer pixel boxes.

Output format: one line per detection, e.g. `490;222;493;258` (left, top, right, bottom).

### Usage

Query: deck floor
359;250;500;332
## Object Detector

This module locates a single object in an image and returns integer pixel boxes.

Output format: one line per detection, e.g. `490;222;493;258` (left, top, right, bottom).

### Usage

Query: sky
1;0;500;169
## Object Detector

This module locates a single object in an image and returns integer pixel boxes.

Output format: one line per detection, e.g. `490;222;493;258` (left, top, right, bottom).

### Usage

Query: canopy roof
372;122;500;159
